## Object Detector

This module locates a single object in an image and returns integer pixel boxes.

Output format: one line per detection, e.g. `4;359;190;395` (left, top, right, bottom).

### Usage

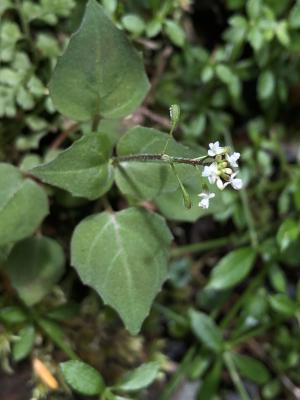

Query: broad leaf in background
12;325;35;362
31;132;114;200
269;293;299;316
0;163;48;246
49;0;149;121
0;244;13;263
4;236;65;305
116;362;160;392
71;207;173;334
155;181;224;222
0;306;27;325
276;218;300;251
208;247;256;290
189;309;224;353
231;353;270;384
115;126;202;200
60;360;105;396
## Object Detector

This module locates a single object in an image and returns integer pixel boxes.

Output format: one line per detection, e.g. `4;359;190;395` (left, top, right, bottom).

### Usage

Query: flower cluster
198;141;243;209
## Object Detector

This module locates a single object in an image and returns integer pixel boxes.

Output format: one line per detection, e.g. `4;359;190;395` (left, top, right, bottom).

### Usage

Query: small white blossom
202;162;218;184
208;141;224;157
226;152;240;168
198;192;215;209
228;172;243;190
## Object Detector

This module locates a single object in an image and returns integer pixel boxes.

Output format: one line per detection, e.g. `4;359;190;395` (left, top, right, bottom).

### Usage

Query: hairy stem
112;153;209;166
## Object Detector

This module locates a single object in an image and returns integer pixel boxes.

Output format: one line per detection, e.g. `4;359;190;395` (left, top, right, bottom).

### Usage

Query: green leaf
12;325;35;362
232;353;270;384
38;318;77;360
122;14;145;35
0;244;13;263
46;303;79;321
189;309;223;353
246;0;261;18
4;236;65;305
164;20;185;47
49;0;149;121
289;4;300;29
31;132;114;200
215;64;235;85
146;19;162;38
208;247;256;290
71;207;172;334
0;163;48;246
257;70;275;101
269;294;299;316
155;181;224;222
116;362;160;392
0;306;27;324
115;126;202;201
268;264;287;293
60;360;105;396
197;360;222;399
276;218;300;251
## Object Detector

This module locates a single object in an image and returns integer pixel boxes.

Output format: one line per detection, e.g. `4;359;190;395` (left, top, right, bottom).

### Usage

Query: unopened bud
169;104;180;130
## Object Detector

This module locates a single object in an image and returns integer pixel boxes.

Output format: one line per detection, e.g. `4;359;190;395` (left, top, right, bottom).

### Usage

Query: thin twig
146;46;173;105
50;123;80;149
139;106;171;129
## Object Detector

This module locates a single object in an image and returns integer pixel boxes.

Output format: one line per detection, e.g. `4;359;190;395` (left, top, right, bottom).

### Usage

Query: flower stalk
111;153;209;166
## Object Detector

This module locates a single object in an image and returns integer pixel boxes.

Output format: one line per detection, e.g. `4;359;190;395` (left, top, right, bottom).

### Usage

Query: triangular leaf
49;0;150;121
71;207;172;334
31;132;114;200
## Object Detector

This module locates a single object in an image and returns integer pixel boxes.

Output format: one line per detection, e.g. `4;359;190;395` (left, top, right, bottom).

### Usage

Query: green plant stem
224;352;251;400
160;346;196;400
171;236;234;258
112;153;209;166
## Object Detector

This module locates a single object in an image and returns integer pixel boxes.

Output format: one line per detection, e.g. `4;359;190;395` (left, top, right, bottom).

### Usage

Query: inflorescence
198;141;243;209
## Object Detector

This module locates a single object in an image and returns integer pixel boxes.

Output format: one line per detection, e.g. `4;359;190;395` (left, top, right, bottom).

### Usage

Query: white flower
198;192;215;209
228;172;243;190
202;162;218;184
226;152;240;168
208;141;224;157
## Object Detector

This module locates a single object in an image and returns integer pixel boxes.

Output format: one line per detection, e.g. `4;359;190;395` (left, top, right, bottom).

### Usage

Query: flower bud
169;104;180;129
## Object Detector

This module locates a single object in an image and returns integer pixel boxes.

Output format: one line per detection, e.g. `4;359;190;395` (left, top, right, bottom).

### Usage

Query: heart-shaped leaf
49;0;149;121
71;207;172;334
